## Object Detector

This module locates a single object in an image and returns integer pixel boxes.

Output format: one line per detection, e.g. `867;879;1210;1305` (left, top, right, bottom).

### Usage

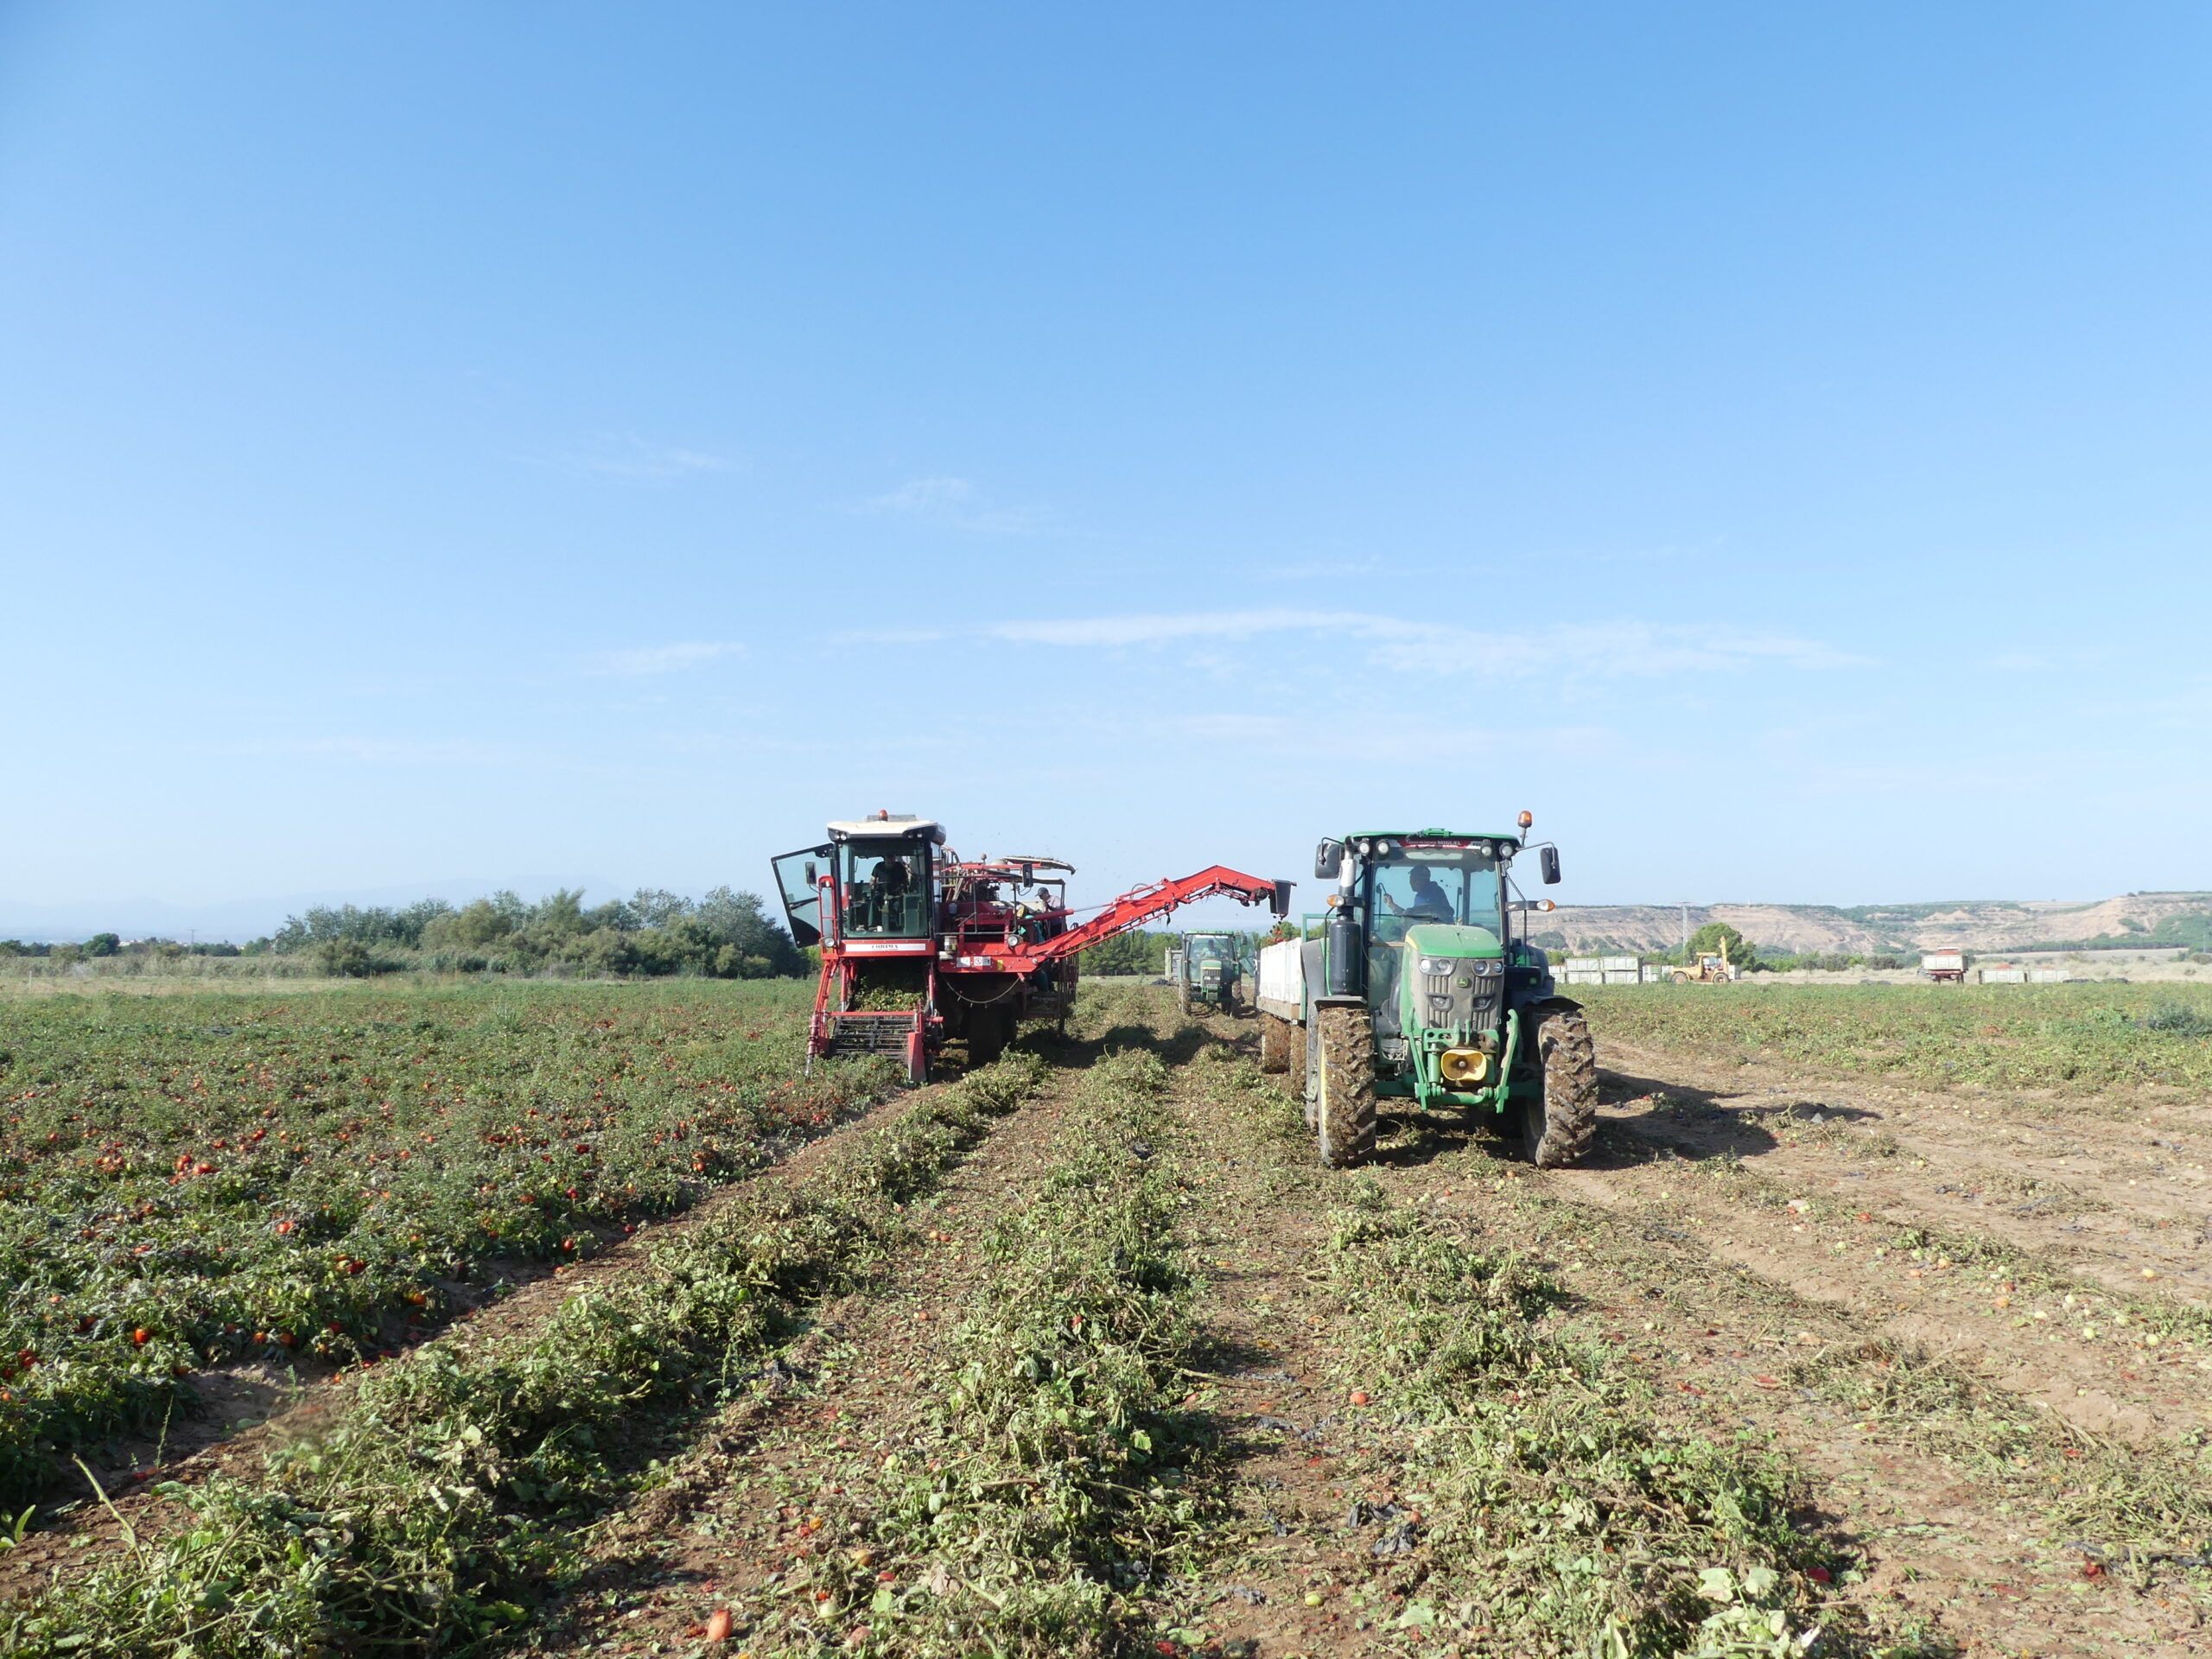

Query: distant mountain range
1535;893;2212;957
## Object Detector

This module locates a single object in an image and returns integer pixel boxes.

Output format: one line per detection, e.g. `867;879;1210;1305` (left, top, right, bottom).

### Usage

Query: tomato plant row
0;977;870;1505
1577;980;2212;1093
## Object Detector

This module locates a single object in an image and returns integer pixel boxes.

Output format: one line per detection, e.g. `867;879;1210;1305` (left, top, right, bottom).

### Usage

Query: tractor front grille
1420;968;1497;1029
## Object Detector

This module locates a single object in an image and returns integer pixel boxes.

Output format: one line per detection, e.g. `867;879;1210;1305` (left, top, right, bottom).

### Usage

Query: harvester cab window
842;839;931;938
1188;936;1230;961
770;845;832;947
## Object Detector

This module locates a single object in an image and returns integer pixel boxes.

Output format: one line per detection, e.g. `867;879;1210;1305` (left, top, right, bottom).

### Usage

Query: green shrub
314;938;378;977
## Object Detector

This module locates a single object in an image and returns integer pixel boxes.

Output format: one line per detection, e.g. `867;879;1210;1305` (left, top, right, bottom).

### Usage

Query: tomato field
0;978;865;1507
3;979;2208;1658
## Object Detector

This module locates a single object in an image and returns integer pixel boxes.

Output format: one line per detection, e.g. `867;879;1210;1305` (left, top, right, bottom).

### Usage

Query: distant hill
1535;893;2212;957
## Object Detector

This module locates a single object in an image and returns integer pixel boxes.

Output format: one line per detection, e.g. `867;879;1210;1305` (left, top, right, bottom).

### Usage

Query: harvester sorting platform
772;813;1290;1084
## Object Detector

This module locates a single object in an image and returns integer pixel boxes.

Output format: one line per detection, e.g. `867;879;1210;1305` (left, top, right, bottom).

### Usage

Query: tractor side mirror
1540;847;1561;886
1313;839;1344;880
804;862;817;886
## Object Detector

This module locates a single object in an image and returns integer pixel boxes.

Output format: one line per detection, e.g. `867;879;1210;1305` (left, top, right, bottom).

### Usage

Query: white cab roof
827;817;944;842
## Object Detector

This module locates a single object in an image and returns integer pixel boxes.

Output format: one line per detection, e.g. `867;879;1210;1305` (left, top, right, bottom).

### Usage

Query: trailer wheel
1516;999;1596;1168
1314;1004;1376;1168
1257;1013;1292;1073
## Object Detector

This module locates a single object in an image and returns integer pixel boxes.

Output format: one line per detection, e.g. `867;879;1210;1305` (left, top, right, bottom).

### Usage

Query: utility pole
1675;902;1691;957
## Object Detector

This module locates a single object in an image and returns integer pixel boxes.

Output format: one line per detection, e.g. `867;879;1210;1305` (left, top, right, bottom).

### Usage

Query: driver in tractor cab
1383;865;1454;925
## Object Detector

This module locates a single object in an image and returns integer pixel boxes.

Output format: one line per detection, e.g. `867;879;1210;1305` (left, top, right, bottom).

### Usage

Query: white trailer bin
1254;939;1306;1077
1599;955;1640;985
1255;938;1305;1021
2028;969;2069;983
1562;956;1605;987
1979;967;2026;984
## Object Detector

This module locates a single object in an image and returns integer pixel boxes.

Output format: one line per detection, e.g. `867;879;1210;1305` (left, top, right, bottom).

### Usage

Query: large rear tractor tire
1516;999;1597;1168
1314;1003;1377;1168
1257;1012;1293;1073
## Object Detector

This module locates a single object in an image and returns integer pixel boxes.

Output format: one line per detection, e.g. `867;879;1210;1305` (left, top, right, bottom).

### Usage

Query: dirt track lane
513;990;2210;1657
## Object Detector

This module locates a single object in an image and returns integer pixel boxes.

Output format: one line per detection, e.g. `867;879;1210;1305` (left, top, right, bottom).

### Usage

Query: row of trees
0;890;809;980
1076;930;1176;976
265;887;806;978
0;936;243;962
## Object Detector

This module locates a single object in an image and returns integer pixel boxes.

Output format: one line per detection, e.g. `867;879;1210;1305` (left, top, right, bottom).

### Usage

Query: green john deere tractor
1253;818;1596;1168
1170;931;1241;1013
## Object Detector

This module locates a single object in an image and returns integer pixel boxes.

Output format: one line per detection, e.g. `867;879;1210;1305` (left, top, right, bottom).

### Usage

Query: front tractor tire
1313;1003;1377;1168
1516;999;1597;1168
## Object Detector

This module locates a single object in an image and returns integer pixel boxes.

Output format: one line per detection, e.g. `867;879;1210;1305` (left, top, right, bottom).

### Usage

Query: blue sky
3;3;2208;935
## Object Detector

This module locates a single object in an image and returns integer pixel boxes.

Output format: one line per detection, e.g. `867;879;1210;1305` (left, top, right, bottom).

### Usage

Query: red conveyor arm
1016;867;1289;967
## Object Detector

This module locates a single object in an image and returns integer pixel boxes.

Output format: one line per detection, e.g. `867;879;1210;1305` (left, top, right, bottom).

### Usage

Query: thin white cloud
1165;712;1619;763
982;610;1866;677
538;437;742;481
587;641;745;677
828;627;950;645
251;737;506;764
854;476;1042;533
1267;557;1385;580
989;609;1351;647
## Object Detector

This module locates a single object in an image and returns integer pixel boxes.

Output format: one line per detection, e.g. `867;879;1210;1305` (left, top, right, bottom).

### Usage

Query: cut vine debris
2;1052;1050;1657
9;977;2210;1659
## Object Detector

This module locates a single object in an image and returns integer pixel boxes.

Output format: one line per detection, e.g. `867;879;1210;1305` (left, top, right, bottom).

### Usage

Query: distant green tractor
1255;819;1595;1168
1168;931;1241;1013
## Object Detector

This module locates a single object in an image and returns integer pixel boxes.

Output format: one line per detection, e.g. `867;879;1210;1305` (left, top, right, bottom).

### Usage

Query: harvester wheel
968;1006;1008;1068
1518;999;1597;1168
1257;1013;1293;1073
1314;1004;1376;1168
